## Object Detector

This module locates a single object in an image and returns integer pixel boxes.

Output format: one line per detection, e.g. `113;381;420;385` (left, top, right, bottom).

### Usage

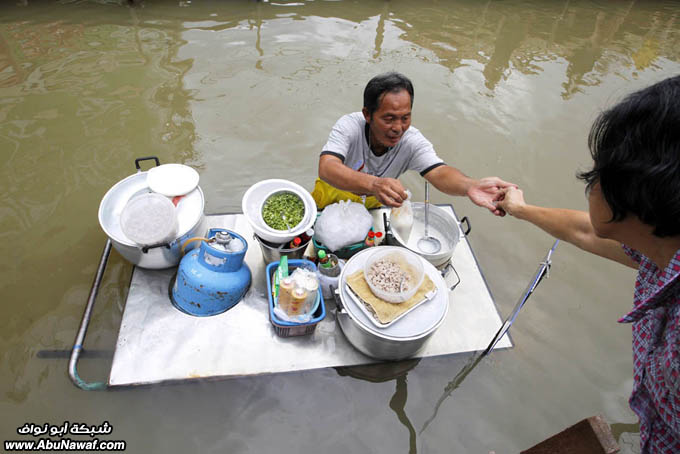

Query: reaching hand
494;186;527;218
371;177;408;207
467;177;518;216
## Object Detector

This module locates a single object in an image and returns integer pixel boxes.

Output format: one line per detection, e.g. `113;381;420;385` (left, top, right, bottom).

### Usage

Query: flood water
2;0;679;452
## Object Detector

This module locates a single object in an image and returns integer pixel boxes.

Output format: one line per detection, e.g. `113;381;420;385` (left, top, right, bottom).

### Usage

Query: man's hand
371;177;408;207
494;186;527;218
467;177;518;216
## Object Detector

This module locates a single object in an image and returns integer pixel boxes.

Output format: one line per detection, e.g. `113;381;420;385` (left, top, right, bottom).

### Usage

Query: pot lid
339;247;449;339
147;163;199;197
120;193;178;246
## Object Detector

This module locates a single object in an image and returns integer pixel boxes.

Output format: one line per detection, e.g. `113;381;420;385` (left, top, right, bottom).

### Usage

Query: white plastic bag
314;200;373;251
390;190;414;241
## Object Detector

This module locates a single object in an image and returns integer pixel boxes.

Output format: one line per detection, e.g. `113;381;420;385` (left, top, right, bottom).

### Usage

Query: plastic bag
390;190;414;241
314;200;373;251
275;268;319;323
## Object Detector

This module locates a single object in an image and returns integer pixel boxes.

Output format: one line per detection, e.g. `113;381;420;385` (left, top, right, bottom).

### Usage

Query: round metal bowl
333;246;449;361
98;170;205;269
252;233;310;265
390;203;461;267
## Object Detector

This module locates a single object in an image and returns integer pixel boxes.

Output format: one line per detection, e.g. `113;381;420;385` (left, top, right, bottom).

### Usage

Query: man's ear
362;107;371;124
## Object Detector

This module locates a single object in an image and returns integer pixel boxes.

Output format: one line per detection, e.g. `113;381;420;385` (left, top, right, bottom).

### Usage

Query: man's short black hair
578;75;680;237
363;72;414;116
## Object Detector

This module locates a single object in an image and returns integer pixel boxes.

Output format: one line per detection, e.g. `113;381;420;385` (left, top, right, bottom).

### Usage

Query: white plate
147;164;199;197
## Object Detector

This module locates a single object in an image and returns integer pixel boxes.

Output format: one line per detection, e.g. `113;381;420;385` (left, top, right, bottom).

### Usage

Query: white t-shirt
321;112;445;178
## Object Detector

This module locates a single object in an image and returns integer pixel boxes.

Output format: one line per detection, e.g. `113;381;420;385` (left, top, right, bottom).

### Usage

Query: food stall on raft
70;158;518;390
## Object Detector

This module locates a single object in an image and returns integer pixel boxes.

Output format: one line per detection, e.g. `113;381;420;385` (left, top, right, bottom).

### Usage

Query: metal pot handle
329;284;345;313
141;242;172;253
460;216;471;236
135;156;160;171
441;263;461;291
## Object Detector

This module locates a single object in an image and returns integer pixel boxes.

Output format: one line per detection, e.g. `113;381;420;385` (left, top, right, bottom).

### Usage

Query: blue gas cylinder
172;229;252;316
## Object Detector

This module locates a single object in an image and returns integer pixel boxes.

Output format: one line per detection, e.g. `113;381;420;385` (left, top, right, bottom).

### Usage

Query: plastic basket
266;259;326;337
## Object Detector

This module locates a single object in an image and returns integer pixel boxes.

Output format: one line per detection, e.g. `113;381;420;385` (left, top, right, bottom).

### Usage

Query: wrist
463;178;478;198
512;204;531;220
367;174;381;196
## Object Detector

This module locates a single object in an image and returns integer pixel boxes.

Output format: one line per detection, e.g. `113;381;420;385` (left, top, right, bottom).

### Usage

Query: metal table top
108;206;512;387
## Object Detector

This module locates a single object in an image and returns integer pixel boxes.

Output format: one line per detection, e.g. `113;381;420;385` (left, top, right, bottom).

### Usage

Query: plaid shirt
619;245;680;453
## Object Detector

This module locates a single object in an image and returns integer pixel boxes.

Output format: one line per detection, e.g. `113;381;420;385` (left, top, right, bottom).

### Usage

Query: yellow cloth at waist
311;178;382;210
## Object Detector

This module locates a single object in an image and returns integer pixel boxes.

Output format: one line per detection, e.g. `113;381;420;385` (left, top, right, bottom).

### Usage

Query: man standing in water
313;72;515;212
496;76;680;453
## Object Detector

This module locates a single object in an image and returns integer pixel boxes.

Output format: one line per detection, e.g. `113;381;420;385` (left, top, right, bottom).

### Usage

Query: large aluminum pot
98;157;206;269
389;203;470;267
333;246;450;361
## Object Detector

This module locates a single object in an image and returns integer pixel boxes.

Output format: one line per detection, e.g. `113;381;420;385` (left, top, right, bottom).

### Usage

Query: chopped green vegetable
262;192;305;230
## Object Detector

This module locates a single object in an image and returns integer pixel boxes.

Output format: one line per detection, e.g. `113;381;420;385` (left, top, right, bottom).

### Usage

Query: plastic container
363;248;424;303
120;192;178;246
317;259;344;300
260;188;307;234
266;259;326;337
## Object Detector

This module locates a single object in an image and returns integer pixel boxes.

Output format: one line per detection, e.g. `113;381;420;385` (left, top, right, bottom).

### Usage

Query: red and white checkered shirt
619;245;680;453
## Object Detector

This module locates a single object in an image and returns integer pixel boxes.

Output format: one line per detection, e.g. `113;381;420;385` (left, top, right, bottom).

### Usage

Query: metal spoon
417;181;441;254
280;213;292;232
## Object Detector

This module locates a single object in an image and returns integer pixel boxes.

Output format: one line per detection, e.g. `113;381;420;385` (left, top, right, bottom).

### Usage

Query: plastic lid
147;164;199;197
375;232;383;238
368;231;375;238
317;250;327;259
120;193;178;246
292;237;301;246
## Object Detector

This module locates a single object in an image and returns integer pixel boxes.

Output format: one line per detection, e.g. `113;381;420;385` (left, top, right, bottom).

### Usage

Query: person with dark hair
312;71;515;211
495;75;680;454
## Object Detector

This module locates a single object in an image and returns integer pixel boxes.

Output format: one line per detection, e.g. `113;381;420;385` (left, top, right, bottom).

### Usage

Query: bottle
364;231;375;247
301;228;314;243
288;287;308;316
303;275;319;314
318;250;331;268
288;236;302;249
278;276;295;312
374;231;383;245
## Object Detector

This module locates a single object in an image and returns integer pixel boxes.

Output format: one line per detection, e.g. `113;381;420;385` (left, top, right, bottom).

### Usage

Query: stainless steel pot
98;157;206;269
252;233;310;265
388;203;470;267
332;247;450;361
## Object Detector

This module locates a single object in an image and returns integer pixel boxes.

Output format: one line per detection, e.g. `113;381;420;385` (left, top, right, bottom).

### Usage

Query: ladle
417;181;442;254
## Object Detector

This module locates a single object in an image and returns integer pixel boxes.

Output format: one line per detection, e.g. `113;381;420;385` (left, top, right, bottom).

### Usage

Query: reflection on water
420;352;485;435
337;360;420;454
1;0;680;452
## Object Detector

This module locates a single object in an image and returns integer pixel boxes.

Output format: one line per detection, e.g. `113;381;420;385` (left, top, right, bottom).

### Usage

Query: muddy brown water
2;1;679;452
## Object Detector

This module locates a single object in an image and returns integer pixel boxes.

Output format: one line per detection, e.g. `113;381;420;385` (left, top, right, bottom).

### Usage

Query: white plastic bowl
260;188;307;235
242;179;317;244
364;248;424;303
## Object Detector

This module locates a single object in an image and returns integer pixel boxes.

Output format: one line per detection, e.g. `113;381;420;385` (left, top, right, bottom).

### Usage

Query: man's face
363;89;412;150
